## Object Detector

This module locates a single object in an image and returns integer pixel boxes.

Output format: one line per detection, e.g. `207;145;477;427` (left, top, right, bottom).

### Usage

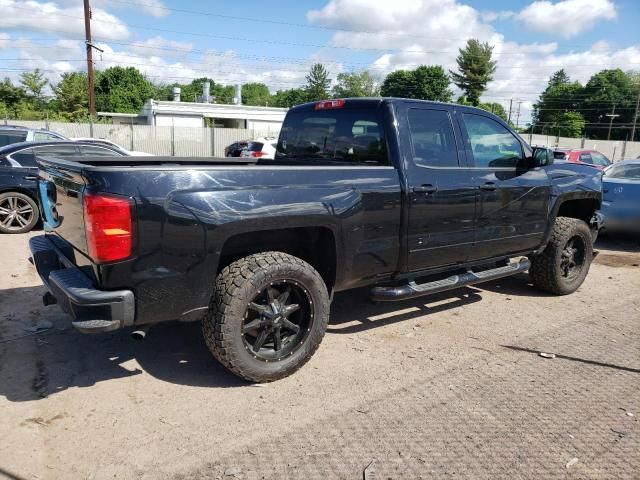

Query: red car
553;148;612;170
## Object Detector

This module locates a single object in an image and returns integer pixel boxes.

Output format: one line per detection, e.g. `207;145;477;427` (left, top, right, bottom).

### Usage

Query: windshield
276;106;388;165
605;163;640;179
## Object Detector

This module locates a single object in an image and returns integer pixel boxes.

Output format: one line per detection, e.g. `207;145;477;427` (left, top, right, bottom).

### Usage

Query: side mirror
531;147;554;167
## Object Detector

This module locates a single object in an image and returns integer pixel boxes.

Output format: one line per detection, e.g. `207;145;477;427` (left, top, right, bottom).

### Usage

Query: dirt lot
0;231;639;480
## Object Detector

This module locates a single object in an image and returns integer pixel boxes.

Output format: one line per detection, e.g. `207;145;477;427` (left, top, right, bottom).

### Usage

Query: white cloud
0;0;129;40
481;10;515;22
516;0;617;38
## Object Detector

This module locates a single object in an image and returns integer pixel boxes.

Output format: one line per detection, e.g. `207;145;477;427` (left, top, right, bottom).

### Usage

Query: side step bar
370;258;531;302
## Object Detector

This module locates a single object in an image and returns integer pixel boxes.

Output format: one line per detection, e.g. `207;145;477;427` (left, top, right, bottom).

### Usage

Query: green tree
532;69;583;132
552;111;586;138
449;39;497;106
271;88;308;108
95;66;155;113
20;69;48;109
305;63;331;101
332;70;379;98
380;65;452;102
0;78;26;117
242;83;271;106
478;101;508;122
581;69;636;140
51;72;88;120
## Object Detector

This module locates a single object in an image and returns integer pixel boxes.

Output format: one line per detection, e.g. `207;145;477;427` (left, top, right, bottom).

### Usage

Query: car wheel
529;216;593;295
202;252;330;383
0;192;39;234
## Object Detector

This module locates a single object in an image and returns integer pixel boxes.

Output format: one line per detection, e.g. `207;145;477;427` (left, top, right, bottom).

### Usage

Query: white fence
9;120;278;157
528;133;640;162
7;119;640;161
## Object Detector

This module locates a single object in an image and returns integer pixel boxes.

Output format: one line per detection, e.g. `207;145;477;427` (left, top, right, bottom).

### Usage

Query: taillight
315;99;344;110
83;192;134;263
251;151;264;157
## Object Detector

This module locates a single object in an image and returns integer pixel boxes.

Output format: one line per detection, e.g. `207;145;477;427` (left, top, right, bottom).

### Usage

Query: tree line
1;38;638;140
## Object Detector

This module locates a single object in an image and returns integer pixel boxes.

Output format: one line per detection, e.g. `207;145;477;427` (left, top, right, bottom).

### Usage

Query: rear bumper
29;235;135;333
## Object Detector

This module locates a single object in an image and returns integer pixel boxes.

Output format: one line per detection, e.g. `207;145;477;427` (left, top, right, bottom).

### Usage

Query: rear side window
8;148;37;167
0;132;27;147
277;107;388;166
408;109;459;167
33;132;62;141
32;145;80;158
462;114;523;168
579;153;593;164
78;145;122;156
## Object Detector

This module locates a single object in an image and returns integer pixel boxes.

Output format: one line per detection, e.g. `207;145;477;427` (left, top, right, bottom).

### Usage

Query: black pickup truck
29;98;602;382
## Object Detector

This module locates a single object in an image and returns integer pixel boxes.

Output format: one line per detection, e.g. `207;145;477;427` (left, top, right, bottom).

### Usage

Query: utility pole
83;0;96;116
631;91;640;142
515;101;522;129
605;104;620;141
508;98;513;124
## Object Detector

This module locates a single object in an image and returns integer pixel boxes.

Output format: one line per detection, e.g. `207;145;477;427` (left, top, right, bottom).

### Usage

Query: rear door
458;112;551;260
398;103;477;271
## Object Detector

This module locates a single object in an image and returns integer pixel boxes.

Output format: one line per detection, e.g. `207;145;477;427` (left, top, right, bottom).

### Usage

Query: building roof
141;100;288;121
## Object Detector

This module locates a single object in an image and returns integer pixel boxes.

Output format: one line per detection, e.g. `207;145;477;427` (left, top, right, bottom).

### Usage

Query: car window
8;148;37;167
32;145;80;158
78;145;122;156
553;151;568;159
579;153;593;164
590;152;611;167
462;114;523;168
33;132;61;141
0;132;28;147
408;109;459;168
0;157;11;167
248;142;264;152
277;106;388;166
606;164;640;179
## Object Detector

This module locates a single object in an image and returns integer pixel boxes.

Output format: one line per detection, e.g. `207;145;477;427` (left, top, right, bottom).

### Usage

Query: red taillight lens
83;192;134;263
315;99;344;110
251;151;264;157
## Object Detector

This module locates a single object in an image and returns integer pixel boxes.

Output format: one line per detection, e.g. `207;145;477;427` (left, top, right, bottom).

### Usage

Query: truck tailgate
38;157;89;256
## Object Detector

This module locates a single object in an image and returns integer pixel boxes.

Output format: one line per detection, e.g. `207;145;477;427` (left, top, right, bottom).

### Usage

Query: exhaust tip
131;327;149;340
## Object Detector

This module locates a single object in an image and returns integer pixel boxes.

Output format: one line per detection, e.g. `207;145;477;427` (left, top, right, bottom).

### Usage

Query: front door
401;105;477;271
458;112;551;260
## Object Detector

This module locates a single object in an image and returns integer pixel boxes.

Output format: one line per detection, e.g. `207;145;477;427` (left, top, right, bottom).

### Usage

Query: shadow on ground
0;271;538;402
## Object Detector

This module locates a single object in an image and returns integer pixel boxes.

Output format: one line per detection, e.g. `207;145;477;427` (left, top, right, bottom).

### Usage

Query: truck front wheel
202;252;330;382
529;216;593;295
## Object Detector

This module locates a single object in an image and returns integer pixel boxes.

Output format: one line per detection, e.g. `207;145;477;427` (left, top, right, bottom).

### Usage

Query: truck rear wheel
202;252;330;382
529;216;593;295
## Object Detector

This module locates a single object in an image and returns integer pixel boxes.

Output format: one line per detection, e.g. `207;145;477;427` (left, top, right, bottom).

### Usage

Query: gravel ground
0;231;638;480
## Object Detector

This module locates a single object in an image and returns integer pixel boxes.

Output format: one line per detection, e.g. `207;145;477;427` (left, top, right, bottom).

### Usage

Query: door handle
24;175;38;181
479;182;497;191
413;184;437;194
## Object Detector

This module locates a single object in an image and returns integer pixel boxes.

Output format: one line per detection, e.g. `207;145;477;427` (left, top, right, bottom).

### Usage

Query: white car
71;138;153;156
241;137;278;159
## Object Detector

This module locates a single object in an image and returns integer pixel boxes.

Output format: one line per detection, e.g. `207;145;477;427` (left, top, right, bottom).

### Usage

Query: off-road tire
529;216;593;295
202;252;330;382
0;192;39;234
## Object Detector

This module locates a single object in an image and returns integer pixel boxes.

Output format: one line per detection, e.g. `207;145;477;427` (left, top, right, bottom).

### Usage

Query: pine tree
449;39;497;106
305;64;331;101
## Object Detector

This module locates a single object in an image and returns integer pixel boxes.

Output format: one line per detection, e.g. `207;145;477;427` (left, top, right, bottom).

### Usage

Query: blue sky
1;0;639;122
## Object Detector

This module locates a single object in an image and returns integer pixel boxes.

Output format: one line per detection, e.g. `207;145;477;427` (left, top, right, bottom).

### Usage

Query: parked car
224;141;249;157
71;137;153;156
30;98;601;382
600;159;640;234
0;141;129;233
0;125;67;147
225;138;278;159
553;148;612;169
240;137;278;159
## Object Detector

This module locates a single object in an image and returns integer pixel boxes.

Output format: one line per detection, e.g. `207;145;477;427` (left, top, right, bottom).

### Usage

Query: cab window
462;114;523;168
408;109;459;167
